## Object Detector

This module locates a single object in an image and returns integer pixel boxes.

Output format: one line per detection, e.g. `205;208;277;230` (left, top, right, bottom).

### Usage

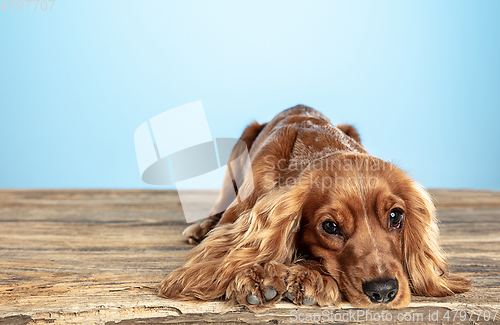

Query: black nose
362;278;398;303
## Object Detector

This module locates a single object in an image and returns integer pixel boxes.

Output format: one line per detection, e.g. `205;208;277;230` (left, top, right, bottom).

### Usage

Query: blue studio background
1;1;499;190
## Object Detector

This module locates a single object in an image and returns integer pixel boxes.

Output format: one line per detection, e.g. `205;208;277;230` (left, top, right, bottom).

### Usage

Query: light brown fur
159;105;471;309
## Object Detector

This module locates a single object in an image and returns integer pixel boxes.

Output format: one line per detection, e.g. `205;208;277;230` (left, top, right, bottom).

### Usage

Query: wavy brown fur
159;188;304;301
159;105;472;308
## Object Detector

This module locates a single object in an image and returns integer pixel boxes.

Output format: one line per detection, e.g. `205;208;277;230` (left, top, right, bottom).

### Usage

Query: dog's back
249;105;366;174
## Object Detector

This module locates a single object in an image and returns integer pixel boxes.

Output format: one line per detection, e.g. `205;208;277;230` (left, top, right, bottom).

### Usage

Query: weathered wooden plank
0;189;499;324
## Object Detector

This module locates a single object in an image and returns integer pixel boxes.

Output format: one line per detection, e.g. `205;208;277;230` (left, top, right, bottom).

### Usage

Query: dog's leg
182;121;267;244
285;260;340;306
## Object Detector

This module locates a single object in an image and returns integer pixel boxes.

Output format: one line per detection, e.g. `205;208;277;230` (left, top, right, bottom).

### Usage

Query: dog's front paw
228;262;288;310
285;262;340;306
182;217;218;244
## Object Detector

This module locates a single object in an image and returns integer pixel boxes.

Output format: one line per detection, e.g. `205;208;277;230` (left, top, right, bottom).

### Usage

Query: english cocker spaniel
159;105;471;309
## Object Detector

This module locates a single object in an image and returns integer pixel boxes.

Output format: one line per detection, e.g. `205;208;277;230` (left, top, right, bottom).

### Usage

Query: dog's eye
389;209;404;229
322;221;339;235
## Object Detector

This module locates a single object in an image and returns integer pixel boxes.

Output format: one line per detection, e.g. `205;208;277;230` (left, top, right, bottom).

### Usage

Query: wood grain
0;189;499;324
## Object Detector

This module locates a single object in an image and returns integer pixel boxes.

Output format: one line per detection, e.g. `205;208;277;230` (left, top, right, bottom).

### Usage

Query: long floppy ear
158;186;305;302
403;182;472;296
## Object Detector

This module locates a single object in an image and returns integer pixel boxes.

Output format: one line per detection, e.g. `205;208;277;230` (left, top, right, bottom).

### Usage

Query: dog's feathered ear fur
158;187;305;302
403;182;472;296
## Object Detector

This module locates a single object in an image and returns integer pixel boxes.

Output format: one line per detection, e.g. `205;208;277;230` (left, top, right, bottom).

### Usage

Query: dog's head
289;153;471;307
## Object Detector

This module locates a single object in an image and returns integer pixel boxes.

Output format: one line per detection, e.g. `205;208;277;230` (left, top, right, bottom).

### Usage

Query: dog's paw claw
264;287;277;301
302;298;317;306
186;237;199;245
246;294;261;305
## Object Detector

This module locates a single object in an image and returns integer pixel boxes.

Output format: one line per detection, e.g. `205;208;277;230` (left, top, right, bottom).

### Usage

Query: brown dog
159;105;471;309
